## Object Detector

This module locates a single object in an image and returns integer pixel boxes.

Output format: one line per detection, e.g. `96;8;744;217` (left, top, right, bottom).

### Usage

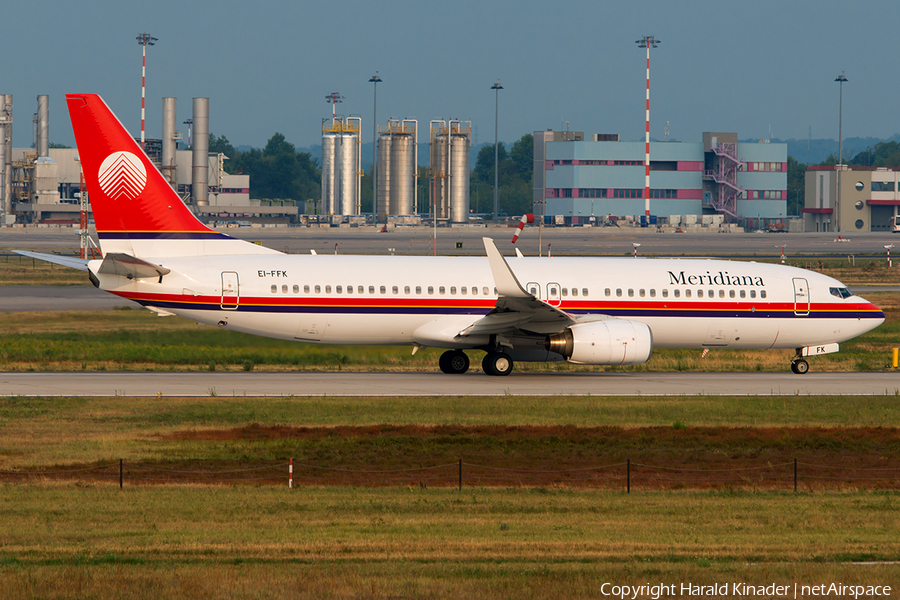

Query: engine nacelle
546;320;653;365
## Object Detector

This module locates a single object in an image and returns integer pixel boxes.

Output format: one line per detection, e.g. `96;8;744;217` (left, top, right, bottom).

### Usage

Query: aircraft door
221;271;239;310
547;282;561;307
792;277;809;316
526;282;541;299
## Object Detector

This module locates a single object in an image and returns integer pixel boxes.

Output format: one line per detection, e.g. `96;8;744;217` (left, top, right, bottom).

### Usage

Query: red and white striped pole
136;33;157;151
511;213;535;243
636;36;660;222
289;458;293;490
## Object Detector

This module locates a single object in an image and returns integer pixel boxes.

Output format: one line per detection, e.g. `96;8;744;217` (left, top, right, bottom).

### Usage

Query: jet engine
546;320;653;365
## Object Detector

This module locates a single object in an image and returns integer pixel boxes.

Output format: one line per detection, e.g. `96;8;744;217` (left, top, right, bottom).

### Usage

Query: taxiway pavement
1;371;897;397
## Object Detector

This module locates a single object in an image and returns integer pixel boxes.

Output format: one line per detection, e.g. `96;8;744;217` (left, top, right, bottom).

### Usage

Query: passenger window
674;289;681;298
627;289;634;297
324;285;331;294
347;285;353;294
761;290;767;299
572;288;578;297
380;286;386;294
315;285;321;294
740;290;746;299
685;289;691;298
605;288;611;297
562;288;568;297
582;288;589;296
750;290;756;299
461;287;467;295
708;290;713;298
336;285;342;294
471;286;477;295
450;286;457;295
358;286;364;294
493;287;498;295
439;286;446;295
729;290;735;298
718;290;725;298
405;286;411;294
304;285;310;294
271;285;277;293
282;285;288;294
369;286;376;294
616;289;622;297
428;286;434;295
293;285;299;294
697;290;703;298
662;289;668;298
649;289;656;298
639;289;645;297
529;285;538;295
392;286;399;294
415;286;421;294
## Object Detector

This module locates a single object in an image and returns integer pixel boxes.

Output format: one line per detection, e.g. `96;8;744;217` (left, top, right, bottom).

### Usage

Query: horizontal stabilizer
97;252;171;281
14;250;89;271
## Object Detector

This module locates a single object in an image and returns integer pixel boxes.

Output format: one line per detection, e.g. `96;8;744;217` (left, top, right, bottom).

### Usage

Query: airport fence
2;458;900;491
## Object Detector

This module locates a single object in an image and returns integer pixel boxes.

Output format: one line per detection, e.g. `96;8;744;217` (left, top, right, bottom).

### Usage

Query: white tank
321;133;338;214
337;133;358;215
449;131;470;223
389;133;414;215
430;133;448;219
377;134;391;218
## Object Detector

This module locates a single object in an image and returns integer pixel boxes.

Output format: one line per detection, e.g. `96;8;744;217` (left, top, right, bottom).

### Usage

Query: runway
1;371;898;397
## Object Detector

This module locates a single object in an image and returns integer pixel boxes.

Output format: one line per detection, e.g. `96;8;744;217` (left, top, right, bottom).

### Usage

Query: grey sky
3;0;897;151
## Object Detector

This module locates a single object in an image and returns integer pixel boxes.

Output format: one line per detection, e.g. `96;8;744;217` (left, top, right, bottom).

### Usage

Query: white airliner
18;94;885;376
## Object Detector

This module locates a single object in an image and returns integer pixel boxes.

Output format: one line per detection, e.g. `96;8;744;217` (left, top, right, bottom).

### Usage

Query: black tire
482;352;513;376
791;359;809;375
439;350;469;374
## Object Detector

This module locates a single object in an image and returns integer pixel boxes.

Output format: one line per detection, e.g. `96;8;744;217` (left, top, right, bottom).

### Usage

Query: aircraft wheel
790;359;809;375
439;350;469;374
482;351;514;376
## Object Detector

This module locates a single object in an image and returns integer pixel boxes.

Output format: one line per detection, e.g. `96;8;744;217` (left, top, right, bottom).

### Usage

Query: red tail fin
66;94;215;239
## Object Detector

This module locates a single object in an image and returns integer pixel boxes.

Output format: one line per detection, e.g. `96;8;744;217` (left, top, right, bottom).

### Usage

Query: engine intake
546;320;653;365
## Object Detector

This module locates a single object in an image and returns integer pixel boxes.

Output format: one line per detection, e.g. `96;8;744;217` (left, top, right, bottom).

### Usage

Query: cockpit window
829;287;852;299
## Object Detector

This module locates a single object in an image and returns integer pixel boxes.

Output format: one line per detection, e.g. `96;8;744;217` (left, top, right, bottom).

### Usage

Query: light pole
369;73;381;221
491;80;503;222
835;72;847;232
136;33;157;150
636;35;660;223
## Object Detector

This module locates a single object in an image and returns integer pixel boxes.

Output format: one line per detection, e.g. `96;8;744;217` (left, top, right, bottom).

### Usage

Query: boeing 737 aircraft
18;94;885;376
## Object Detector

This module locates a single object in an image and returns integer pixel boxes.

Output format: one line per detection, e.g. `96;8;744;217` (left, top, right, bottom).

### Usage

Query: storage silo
430;121;448;219
376;132;391;219
321;130;338;215
337;132;358;215
448;121;471;224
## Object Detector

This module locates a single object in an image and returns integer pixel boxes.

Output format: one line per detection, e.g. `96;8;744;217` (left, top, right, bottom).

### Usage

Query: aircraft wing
14;250;90;271
458;239;577;337
97;253;171;281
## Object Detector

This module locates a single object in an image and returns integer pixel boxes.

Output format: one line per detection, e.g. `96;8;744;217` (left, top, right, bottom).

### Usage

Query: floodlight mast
369;73;382;222
636;35;660;221
136;33;157;150
491;80;503;222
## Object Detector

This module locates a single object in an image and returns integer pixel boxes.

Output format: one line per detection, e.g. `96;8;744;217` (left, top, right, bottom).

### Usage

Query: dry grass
1;485;899;599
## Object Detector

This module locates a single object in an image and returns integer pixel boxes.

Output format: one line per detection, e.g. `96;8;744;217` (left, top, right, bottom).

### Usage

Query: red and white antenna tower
636;35;660;221
136;33;157;150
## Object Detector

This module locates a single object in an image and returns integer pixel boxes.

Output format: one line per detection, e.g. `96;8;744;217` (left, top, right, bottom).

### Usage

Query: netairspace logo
598;582;892;599
98;152;147;201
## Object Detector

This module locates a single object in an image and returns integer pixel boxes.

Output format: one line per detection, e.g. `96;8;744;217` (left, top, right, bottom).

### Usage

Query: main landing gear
438;349;515;376
439;350;470;374
790;355;809;375
482;351;514;376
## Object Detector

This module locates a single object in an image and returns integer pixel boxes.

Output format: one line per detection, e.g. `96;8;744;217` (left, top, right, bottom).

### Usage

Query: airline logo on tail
98;152;147;201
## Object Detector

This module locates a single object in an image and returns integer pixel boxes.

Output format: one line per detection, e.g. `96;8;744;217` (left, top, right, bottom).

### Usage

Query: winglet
482;237;531;298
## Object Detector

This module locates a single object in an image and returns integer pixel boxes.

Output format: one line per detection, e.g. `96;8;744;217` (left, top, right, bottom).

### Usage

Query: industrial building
0;94;297;225
533;130;788;225
803;165;900;232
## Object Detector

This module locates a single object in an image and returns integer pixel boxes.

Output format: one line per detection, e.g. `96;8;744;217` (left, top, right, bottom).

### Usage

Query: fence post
627;459;631;494
458;459;462;491
119;459;123;489
289;458;293;490
794;458;797;493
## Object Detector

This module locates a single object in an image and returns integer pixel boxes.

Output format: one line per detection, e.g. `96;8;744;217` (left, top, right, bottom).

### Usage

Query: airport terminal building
533;130;788;225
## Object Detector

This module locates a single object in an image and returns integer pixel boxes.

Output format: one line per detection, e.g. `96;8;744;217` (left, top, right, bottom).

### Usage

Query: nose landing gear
790;357;809;374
